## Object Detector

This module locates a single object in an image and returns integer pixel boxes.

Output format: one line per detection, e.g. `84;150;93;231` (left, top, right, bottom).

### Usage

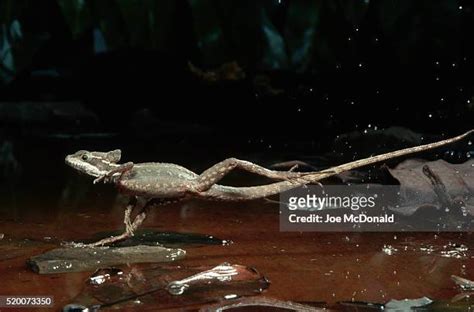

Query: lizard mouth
65;155;103;178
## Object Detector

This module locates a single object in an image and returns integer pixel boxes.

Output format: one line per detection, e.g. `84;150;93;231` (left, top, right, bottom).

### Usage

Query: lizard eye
82;154;89;161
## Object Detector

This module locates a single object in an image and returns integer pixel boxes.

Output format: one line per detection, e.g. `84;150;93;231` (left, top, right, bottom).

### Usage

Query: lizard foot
124;208;135;237
62;232;131;248
86;233;131;247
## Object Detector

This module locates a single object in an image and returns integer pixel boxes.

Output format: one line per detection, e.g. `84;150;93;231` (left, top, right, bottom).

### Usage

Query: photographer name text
288;213;395;224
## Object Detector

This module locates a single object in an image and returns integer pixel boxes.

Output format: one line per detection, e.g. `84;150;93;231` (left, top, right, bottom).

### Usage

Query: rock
385;297;433;311
27;245;185;274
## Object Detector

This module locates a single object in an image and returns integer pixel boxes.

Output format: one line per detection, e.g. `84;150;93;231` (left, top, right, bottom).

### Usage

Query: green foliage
0;0;469;84
57;0;92;37
0;0;28;82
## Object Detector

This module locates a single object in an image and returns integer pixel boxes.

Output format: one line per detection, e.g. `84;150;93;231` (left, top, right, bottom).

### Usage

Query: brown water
1;192;474;310
1;141;473;311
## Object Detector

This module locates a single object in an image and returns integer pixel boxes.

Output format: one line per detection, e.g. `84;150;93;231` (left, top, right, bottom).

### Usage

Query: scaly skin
65;129;473;246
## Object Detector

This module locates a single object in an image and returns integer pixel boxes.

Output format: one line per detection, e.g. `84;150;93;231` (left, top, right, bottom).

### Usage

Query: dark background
0;0;473;177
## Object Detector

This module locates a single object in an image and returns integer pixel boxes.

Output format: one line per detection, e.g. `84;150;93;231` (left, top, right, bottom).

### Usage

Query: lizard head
65;149;122;177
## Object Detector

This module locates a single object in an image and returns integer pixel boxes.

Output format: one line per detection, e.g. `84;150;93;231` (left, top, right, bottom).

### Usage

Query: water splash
382;244;398;255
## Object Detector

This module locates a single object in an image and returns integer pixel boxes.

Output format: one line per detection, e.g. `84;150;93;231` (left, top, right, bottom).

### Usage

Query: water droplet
222;239;233;246
382;244;398;255
224;294;239;300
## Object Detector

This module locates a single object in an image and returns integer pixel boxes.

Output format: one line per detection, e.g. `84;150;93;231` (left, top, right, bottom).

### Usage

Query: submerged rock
27;245;185;274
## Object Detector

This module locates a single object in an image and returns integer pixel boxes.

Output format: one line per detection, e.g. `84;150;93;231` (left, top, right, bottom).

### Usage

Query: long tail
204;129;473;201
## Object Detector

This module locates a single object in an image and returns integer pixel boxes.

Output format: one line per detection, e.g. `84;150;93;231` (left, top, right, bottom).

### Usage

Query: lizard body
65;130;473;246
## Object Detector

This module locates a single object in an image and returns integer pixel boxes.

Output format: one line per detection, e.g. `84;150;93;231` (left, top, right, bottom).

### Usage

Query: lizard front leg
80;198;177;247
194;158;311;192
82;198;149;247
124;196;145;236
94;162;134;184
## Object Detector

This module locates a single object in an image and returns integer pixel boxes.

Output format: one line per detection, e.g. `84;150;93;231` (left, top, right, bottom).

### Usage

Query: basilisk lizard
65;130;473;246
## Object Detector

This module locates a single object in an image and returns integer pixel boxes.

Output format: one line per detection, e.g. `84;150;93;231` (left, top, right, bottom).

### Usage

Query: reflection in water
88;268;124;286
67;262;269;310
167;262;239;295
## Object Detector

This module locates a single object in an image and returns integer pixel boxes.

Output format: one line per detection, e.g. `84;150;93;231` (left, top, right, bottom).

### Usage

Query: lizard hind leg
195;158;311;192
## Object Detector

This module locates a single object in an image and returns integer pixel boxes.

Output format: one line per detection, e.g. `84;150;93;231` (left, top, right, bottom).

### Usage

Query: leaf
88;0;129;51
116;0;176;49
388;159;474;216
284;0;320;71
0;0;29;82
57;0;92;37
189;0;225;65
260;7;288;70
